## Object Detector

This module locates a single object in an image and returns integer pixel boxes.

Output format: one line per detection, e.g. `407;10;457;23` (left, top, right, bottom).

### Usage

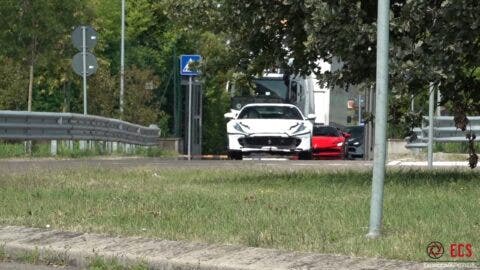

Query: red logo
427;241;444;259
450;243;473;258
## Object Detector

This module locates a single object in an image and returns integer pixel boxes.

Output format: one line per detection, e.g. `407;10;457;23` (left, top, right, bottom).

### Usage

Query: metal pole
428;83;435;168
188;76;193;160
367;0;390;238
436;89;441;117
120;0;125;118
173;48;178;136
82;26;87;115
26;64;34;154
358;94;362;124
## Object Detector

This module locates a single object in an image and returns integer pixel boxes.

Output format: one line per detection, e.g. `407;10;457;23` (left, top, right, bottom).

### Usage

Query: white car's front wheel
228;150;242;160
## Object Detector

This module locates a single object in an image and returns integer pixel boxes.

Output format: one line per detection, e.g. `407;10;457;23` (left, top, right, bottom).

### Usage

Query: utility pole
120;0;125;118
367;0;390;238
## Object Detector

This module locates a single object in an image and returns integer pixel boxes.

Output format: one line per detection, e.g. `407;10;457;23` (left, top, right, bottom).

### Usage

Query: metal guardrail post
80;141;86;151
50;140;58;156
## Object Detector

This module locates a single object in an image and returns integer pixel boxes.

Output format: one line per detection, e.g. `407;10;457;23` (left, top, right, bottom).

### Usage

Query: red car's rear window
313;126;340;137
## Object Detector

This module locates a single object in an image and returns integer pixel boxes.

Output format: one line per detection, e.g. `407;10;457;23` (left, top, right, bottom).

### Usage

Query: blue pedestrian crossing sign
180;54;202;76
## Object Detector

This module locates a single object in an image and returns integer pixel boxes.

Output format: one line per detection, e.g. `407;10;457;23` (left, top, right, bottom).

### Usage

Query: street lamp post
367;0;391;238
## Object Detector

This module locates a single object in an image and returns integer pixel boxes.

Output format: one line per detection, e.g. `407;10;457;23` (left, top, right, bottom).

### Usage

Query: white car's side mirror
306;114;316;120
224;112;236;119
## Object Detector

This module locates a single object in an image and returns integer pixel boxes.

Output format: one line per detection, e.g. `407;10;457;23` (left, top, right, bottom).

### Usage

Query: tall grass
0;167;478;261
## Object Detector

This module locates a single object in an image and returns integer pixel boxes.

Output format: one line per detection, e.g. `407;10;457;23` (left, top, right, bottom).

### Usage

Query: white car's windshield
238;106;303;120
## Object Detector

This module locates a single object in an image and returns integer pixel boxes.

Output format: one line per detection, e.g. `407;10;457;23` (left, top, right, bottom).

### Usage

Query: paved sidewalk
0;226;472;270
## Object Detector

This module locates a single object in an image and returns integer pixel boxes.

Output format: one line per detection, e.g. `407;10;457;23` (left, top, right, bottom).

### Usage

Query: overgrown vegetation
0;167;479;261
0;142;175;159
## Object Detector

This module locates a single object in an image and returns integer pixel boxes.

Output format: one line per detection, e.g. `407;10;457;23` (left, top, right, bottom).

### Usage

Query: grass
0;167;479;262
88;256;148;270
0;141;176;159
434;142;480;153
18;248;40;265
0;244;8;261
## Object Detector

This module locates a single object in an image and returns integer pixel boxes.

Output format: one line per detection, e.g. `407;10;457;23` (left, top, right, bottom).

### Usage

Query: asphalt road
0;157;375;174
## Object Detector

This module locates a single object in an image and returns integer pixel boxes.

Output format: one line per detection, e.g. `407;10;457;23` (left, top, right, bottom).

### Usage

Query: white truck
226;60;359;127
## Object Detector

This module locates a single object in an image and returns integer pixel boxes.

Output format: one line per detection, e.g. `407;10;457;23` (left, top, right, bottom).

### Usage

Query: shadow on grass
191;169;479;188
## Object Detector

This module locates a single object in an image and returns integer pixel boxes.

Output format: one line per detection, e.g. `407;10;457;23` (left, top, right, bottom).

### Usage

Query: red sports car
311;125;350;159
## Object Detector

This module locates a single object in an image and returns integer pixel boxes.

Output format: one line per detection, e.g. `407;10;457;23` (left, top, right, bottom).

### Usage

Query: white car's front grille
239;137;301;149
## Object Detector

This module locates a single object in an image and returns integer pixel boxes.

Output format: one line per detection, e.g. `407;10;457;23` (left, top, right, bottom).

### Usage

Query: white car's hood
228;119;311;135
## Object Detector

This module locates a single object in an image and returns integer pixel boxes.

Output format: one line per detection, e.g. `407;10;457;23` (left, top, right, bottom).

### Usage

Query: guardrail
406;116;480;148
0;111;160;146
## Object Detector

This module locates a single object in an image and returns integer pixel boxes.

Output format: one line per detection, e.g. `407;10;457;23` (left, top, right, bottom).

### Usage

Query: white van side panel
313;83;330;125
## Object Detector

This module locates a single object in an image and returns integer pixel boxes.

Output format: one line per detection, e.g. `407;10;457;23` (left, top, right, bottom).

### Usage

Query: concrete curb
0;226;432;270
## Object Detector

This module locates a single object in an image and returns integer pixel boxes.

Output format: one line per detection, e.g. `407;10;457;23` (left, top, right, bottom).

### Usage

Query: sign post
72;25;98;151
72;26;98;115
180;54;202;160
82;26;87;115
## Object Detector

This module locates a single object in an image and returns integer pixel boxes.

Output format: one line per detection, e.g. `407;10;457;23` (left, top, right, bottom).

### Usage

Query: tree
0;57;28;110
123;66;161;126
198;32;232;153
184;0;480;118
0;0;92;112
88;61;118;118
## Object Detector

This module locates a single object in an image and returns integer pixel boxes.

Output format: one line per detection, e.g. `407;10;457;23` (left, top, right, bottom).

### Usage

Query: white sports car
224;103;315;160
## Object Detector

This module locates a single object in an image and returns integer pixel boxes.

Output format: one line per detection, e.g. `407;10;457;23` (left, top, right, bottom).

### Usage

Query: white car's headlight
233;122;249;134
353;141;360;146
291;123;310;135
337;142;344;147
294;123;306;133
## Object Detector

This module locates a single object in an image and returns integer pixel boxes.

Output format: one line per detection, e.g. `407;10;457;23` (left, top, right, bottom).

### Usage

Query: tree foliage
187;0;480;117
0;0;91;110
1;0;479;155
0;57;27;110
123;66;160;126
